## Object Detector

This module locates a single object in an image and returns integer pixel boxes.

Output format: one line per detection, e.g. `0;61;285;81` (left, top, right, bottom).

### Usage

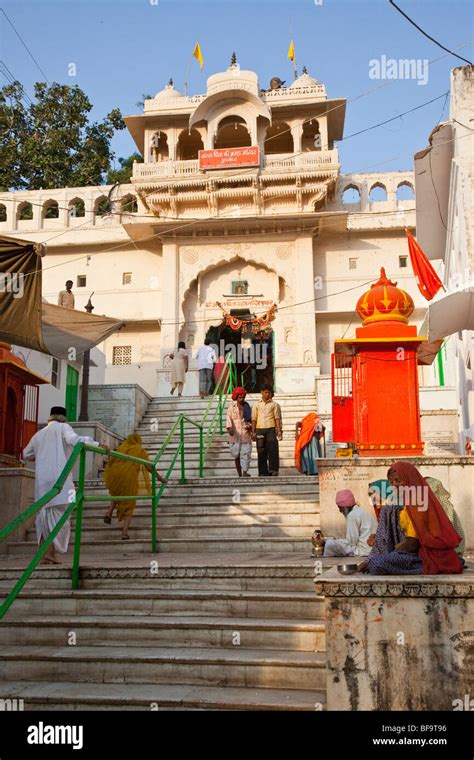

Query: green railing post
151;467;157;553
71;445;86;590
180;416;186;484
219;387;224;435
199;426;203;478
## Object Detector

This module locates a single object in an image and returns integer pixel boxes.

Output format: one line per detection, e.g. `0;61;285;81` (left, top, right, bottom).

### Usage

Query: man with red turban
226;387;253;477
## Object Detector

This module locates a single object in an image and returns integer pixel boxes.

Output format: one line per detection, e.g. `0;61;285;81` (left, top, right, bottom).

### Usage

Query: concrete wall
88;384;152;439
317;457;474;554
316;570;473;711
0;468;35;554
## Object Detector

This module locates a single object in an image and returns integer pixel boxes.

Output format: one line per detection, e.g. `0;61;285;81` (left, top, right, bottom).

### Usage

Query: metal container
337;563;358;575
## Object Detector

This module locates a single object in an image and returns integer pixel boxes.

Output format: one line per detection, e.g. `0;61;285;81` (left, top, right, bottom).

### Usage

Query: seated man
324;489;376;557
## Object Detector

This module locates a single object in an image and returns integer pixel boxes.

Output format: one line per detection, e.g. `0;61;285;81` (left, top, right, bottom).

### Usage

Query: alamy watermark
369;55;429;86
0;272;24;299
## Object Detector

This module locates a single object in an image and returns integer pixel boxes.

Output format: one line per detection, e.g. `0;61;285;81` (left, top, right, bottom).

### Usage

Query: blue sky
2;0;473;174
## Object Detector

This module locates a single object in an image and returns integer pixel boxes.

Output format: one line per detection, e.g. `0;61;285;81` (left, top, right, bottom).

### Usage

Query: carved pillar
291;124;303;154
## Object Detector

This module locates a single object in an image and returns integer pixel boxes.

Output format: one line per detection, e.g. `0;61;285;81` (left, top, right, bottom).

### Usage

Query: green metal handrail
0;354;236;617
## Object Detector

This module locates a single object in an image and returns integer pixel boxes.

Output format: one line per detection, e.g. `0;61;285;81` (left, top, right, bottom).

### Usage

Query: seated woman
368;478;394;522
425;477;466;560
362;461;463;576
294;413;325;476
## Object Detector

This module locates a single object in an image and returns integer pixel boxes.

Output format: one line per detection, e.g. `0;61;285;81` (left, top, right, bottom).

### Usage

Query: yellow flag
287;40;295;61
193;42;204;70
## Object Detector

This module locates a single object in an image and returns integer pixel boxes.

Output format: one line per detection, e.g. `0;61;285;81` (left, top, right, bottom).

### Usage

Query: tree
106;152;143;185
0;81;125;191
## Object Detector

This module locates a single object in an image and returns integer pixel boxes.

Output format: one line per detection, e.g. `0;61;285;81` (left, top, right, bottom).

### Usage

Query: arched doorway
206;313;275;392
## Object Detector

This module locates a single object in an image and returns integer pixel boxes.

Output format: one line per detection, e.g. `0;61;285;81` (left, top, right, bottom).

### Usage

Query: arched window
396;182;415;201
122;194;138;214
369;183;387;202
214;116;251;149
0;204;7;222
176;128;204;160
265;122;293;154
342;185;361;205
17;202;33;221
95;196;111;217
43;200;59;219
302;119;321;151
150;131;169;162
68;198;85;218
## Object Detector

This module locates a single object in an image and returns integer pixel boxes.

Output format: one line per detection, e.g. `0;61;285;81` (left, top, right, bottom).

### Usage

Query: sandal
104;515;112;524
121;534;130;540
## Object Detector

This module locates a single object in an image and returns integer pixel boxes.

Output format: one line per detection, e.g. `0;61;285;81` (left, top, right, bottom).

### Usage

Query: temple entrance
206;309;275;392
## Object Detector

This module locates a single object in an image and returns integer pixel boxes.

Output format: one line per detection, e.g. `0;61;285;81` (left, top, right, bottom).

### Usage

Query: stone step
0;645;326;690
25;523;317;542
8;536;316;555
0;615;326;651
0;681;325;710
26;519;315;546
79;503;319;516
0;588;323;619
72;511;318;527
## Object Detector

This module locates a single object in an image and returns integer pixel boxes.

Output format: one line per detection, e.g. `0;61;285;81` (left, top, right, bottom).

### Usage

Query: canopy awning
424;285;474;342
0;235;123;357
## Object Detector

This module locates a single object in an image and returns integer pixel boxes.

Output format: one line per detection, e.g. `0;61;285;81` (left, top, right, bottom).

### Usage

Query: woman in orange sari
295;413;325;475
103;433;166;539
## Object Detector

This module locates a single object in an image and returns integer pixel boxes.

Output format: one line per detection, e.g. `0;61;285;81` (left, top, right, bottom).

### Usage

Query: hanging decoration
220;303;277;332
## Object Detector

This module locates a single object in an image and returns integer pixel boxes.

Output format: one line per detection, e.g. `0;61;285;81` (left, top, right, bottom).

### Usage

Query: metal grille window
77;275;87;287
112;346;132;365
122;272;132;285
349;258;357;270
399;256;408;268
51;357;60;388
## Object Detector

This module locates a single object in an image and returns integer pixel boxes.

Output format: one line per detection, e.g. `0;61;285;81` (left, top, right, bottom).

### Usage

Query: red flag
405;228;444;301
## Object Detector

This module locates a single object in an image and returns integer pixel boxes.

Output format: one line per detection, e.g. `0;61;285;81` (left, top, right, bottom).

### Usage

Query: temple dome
154;78;183;100
289;66;321;89
356;268;414;325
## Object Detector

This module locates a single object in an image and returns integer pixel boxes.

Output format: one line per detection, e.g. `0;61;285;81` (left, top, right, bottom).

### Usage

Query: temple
0;55;457;451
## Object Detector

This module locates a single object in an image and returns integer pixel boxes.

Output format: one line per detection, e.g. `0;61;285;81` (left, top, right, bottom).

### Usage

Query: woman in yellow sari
102;433;166;539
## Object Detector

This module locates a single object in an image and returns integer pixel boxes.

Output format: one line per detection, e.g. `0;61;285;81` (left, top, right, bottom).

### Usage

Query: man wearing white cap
323;489;376;557
23;406;99;564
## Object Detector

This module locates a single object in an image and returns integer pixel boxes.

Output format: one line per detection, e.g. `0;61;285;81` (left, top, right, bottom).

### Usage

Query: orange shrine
331;268;425;457
0;342;47;465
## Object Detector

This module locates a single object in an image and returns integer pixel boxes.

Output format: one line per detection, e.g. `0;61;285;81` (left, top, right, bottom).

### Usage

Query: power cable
0;8;50;83
388;0;473;65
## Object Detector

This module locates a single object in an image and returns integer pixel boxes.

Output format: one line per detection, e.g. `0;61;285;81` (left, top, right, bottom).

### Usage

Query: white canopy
426;285;474;341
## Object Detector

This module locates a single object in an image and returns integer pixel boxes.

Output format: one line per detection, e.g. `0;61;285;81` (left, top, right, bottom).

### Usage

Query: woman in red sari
367;461;463;575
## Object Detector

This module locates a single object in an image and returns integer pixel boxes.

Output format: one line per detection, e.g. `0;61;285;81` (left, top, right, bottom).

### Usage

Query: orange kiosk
0;342;48;464
331;268;425;457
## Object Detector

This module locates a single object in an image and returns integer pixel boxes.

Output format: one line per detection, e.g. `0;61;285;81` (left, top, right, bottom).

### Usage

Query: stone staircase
0;392;327;710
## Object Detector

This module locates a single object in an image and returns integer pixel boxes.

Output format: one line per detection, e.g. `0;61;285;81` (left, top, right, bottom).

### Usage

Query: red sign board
199;146;260;170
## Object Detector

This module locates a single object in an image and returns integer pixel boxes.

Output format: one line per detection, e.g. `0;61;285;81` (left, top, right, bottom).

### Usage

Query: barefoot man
22;406;99;564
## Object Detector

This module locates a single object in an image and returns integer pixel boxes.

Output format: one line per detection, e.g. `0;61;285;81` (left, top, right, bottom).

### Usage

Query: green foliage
106;152;143;185
0;81;126;190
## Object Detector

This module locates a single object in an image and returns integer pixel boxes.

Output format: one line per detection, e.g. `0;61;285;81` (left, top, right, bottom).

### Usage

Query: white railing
133;150;338;181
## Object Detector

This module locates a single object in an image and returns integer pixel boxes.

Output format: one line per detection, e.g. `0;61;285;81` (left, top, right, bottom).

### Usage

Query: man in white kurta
23;406;98;563
323;489;376;557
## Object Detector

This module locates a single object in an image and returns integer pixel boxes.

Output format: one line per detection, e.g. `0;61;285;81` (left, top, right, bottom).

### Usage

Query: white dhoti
35;503;71;554
323;539;355;557
229;441;252;473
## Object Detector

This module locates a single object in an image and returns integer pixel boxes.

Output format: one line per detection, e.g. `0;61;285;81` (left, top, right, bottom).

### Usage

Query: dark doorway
207;315;274;392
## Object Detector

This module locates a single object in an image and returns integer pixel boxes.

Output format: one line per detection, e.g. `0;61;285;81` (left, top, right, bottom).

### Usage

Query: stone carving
182;247;199;264
314;580;474;598
276;243;292;260
304;350;314;364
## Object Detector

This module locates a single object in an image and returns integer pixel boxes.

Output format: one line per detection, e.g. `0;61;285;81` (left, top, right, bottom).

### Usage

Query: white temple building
0;55;459;446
